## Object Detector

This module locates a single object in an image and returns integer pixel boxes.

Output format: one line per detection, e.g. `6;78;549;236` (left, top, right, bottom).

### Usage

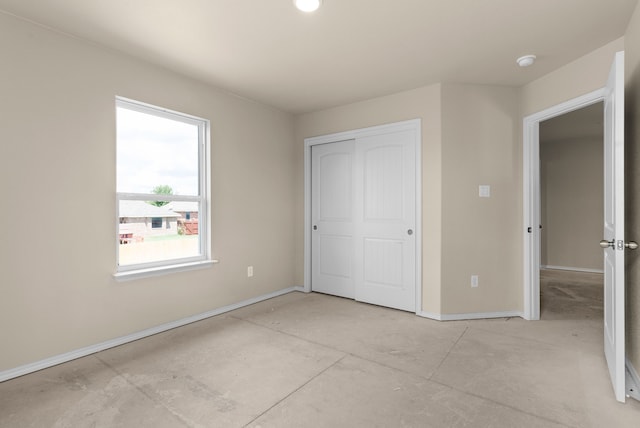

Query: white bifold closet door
311;129;416;312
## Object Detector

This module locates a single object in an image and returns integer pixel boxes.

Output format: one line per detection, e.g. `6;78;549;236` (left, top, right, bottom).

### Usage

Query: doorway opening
525;50;627;402
522;89;605;321
539;102;604;321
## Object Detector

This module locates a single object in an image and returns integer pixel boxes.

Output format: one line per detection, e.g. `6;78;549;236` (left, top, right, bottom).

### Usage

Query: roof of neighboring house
165;201;199;213
119;200;181;218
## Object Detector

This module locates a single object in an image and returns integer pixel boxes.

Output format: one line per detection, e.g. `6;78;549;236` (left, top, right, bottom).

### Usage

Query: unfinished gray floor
2;270;640;427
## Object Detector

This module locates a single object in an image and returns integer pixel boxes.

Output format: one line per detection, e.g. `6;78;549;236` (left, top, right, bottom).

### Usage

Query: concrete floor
1;270;640;427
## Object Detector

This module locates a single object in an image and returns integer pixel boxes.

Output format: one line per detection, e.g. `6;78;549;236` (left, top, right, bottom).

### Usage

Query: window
116;97;209;274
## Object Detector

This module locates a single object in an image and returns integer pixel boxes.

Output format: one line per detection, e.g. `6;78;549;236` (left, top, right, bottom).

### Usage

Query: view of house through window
116;97;209;271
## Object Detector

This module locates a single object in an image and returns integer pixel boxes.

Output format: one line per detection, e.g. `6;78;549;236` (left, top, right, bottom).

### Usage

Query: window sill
113;259;218;282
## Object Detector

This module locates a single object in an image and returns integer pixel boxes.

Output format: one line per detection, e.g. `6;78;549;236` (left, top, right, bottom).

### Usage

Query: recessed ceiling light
294;0;322;12
516;55;537;67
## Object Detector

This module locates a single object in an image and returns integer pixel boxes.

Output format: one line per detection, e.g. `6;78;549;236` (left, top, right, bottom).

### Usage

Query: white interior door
355;131;416;311
311;140;356;299
602;51;625;403
310;125;417;312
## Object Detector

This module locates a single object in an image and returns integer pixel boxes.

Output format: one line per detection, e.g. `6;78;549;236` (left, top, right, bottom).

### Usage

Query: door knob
600;239;614;249
599;239;638;250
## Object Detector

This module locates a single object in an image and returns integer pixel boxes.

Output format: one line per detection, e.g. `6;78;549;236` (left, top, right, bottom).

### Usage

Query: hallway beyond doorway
540;268;603;320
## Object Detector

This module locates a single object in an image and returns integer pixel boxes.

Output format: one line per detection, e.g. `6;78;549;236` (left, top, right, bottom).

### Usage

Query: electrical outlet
247;266;254;277
471;275;479;288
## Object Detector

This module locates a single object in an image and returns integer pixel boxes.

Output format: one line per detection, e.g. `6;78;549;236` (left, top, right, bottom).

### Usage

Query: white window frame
114;97;212;280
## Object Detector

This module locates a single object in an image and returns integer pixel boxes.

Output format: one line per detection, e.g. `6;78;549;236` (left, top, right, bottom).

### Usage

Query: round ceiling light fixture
516;54;537;67
294;0;322;12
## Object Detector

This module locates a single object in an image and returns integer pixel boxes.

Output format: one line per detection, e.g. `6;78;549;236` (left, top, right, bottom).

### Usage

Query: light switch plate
479;185;491;198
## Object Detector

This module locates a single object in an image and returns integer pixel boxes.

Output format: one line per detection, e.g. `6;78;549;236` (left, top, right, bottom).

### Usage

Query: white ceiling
0;0;637;113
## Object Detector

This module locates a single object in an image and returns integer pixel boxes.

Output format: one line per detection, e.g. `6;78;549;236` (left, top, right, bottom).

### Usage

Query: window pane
117;107;199;195
116;98;208;272
118;200;200;266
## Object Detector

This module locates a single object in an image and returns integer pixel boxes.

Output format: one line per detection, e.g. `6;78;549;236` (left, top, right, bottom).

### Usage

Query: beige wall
0;13;296;371
3;1;639;378
521;38;624;117
294;85;443;313
625;1;640;377
440;84;522;314
540;137;603;271
294;83;523;316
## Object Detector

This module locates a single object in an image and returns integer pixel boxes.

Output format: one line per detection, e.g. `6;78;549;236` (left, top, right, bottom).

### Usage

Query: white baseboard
294;285;308;292
417;311;442;320
0;287;300;383
417;310;523;321
541;265;604;274
626;358;640;402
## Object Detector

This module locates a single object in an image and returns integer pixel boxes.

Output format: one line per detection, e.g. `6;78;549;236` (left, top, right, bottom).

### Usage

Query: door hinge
527;227;532;233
